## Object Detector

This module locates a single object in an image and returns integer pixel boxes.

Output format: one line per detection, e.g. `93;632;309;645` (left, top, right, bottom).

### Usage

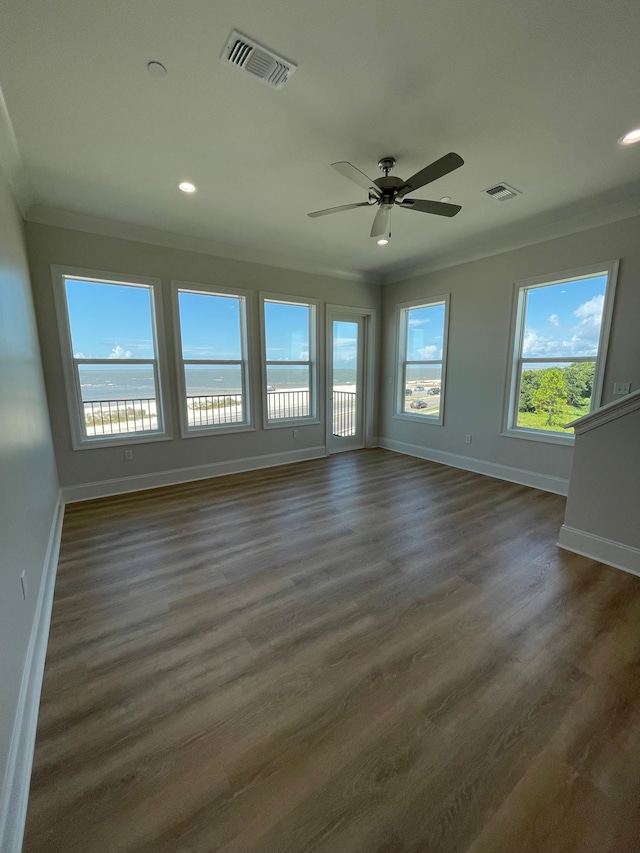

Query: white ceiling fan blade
332;161;381;197
308;202;373;218
370;204;392;238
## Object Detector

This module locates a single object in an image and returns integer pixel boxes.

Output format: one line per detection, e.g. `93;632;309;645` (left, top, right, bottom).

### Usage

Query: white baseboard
558;525;640;577
0;493;64;853
376;438;569;496
61;446;327;503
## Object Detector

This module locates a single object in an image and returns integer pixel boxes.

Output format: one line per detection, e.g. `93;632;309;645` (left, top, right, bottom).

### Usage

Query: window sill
181;424;256;439
393;412;443;426
501;427;574;446
72;432;173;451
263;417;320;430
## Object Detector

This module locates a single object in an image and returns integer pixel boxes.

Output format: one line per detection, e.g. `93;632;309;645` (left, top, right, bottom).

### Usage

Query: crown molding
381;192;640;285
25;205;381;285
19;175;640;290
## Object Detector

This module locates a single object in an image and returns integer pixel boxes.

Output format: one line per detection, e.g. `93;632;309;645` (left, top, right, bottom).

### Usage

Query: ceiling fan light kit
308;152;464;242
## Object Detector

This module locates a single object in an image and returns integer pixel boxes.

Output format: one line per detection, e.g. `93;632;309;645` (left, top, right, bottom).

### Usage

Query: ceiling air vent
483;183;521;201
222;30;296;90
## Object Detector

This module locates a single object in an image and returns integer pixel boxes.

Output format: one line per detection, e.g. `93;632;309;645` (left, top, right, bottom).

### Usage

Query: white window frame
172;281;253;437
503;260;619;445
260;292;320;428
52;265;172;450
394;294;450;426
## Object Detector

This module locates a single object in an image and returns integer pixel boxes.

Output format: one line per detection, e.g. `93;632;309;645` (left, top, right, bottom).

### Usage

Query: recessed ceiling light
376;238;389;246
619;127;640;145
178;181;197;194
439;196;451;203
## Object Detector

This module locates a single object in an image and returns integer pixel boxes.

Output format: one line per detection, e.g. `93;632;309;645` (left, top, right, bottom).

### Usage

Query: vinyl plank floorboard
23;449;640;852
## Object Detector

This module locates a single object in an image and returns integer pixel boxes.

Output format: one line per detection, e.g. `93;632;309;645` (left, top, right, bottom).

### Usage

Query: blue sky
522;275;607;358
333;320;358;365
66;281;310;362
65;274;607;366
406;303;445;361
179;291;241;359
66;280;155;359
264;301;308;361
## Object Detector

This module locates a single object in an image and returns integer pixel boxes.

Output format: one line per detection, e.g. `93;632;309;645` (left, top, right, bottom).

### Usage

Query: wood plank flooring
24;449;640;852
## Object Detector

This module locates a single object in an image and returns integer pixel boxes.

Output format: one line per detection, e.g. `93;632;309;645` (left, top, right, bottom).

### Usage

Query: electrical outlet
465;435;472;444
613;382;630;395
292;429;299;438
124;449;133;461
20;571;27;601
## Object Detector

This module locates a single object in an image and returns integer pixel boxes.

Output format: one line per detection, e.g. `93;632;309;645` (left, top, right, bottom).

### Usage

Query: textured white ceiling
1;0;639;281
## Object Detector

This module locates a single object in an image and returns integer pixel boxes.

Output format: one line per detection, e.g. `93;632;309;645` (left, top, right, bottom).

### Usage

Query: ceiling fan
308;152;464;243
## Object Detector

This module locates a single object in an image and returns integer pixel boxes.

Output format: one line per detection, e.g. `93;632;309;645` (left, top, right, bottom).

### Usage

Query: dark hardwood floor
24;449;640;852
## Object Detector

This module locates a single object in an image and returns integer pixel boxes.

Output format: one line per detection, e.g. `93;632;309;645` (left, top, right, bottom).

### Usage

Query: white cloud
574;295;603;321
561;294;603;356
74;351;85;358
408;318;430;327
523;294;604;358
108;345;132;359
418;344;439;359
522;330;558;357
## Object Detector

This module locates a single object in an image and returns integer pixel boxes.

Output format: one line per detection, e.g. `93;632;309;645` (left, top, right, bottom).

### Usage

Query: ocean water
78;367;360;402
405;366;442;383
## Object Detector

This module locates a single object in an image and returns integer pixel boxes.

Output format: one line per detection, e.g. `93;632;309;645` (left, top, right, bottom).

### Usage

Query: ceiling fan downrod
378;157;396;177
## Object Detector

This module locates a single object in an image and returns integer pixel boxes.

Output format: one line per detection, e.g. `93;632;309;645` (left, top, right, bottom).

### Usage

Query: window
261;295;318;425
505;261;618;442
396;296;449;424
53;267;169;448
174;283;250;434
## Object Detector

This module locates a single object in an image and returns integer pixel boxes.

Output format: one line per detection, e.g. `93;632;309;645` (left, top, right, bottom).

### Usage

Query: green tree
519;369;542;412
532;368;567;426
563;362;594;407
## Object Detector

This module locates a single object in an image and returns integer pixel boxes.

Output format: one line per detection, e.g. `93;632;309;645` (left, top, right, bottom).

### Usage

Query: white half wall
563;406;640;552
558;525;640;578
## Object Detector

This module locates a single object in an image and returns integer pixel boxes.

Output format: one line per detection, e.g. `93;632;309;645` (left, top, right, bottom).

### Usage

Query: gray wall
379;215;640;484
564;406;640;549
25;222;382;490
0;175;59;804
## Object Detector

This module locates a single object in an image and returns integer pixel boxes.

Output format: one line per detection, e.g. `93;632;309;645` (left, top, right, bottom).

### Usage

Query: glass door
327;314;365;453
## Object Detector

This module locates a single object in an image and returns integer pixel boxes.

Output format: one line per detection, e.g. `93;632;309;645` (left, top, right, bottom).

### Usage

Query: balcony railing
83;390;358;436
83;398;158;436
266;389;309;421
332;390;357;437
188;394;243;426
